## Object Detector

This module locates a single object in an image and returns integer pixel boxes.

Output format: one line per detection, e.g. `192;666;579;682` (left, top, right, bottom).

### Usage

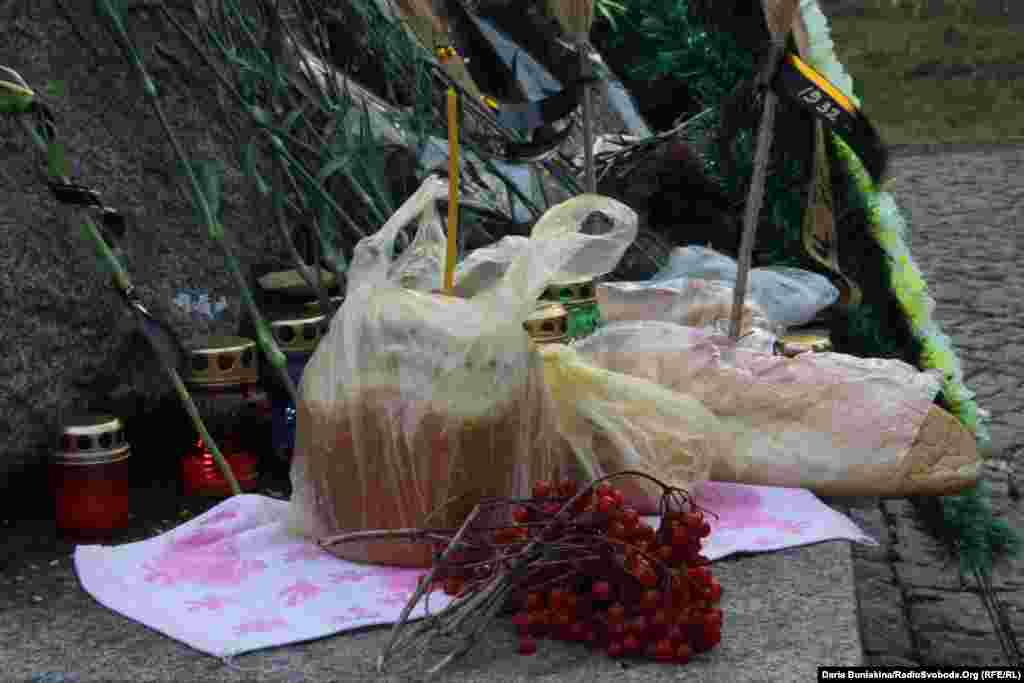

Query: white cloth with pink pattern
74;484;875;658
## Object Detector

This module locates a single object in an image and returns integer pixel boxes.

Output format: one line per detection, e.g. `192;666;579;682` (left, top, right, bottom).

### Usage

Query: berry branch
321;471;724;676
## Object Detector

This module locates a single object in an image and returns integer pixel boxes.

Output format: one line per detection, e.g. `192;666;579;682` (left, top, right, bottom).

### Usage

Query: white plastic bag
649;245;839;327
597;276;780;338
289;178;638;565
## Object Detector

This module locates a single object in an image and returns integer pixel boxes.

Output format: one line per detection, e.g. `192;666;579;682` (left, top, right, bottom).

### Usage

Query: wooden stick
731;0;801;340
729;87;778;340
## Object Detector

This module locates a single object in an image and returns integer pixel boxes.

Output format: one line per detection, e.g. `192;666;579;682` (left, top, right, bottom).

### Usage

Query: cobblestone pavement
836;145;1023;667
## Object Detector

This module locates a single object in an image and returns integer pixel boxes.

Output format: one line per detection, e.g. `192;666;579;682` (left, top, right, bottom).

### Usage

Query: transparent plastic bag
649;246;839;327
566;321;977;497
597;276;780;337
289;179;638;566
450;235;529;298
538;343;737;514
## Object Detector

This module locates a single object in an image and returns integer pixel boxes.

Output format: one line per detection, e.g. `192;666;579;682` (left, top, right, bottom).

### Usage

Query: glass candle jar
539;278;602;341
182;336;268;496
775;328;833;357
267;311;330;462
51;414;132;539
523;303;569;346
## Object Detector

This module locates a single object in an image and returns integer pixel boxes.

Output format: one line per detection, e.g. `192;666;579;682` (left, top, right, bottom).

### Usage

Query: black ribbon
771;52;888;183
48;181;127;238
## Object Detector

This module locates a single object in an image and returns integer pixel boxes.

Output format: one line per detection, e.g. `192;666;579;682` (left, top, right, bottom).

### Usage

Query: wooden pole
728;0;801;341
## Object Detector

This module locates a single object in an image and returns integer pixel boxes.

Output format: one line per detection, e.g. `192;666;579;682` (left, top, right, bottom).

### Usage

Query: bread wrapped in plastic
538;343;736;514
566;321;979;498
288;179;638;566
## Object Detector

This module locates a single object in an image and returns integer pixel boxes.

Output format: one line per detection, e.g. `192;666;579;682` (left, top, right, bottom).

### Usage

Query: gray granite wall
0;3;285;480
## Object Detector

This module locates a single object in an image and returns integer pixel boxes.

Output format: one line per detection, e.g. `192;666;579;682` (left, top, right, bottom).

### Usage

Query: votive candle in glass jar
181;336;266;496
51;414;132;539
539;278;602;340
523;303;569;346
267;309;331;462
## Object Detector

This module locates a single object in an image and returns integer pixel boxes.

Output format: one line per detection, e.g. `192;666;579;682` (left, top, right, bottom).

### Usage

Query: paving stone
864;654;921;668
908;588;1008;667
999;592;1024;644
841;498;890;563
851;555;917;661
882;499;963;591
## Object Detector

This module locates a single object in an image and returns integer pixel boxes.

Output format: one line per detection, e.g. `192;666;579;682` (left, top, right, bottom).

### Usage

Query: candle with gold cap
51;414;132;539
180;336;266;496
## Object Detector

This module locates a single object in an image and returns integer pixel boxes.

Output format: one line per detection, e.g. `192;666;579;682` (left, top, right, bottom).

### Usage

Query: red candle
181;436;259;497
52;415;132;539
182;336;266;496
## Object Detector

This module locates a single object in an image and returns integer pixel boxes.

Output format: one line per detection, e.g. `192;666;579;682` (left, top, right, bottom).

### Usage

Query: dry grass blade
763;0;801;41
546;0;595;42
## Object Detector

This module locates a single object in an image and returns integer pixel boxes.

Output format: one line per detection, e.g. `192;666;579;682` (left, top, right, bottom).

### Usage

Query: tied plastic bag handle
346;176;450;295
345;181;637;336
479;194;638;327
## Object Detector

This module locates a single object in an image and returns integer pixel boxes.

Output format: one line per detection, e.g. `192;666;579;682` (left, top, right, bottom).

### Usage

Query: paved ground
835;145;1024;667
0;479;863;682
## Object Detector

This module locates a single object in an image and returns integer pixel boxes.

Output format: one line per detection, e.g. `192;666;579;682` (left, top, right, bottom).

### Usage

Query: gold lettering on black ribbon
774;52;887;184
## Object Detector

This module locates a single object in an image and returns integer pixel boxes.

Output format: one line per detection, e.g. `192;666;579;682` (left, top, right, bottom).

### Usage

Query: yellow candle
444;88;460;294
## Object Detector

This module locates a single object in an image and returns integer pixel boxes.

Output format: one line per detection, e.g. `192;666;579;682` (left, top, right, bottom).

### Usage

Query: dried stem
373;471;693;676
377;505;483;672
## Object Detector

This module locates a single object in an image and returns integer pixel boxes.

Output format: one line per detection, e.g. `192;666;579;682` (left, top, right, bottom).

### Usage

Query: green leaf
240;142;270;196
44;80;66;99
0;79;34;115
281;107;305;134
47;141;70;179
316;157;351;185
95;0;128;36
192;159;225;222
248;105;272;127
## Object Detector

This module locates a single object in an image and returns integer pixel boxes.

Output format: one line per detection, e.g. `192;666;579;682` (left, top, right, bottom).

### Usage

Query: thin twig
377;505;483;672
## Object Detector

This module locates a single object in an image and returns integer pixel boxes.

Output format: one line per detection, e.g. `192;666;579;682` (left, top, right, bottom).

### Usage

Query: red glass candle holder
182;336;268;496
52;415;132;540
181;436;259;497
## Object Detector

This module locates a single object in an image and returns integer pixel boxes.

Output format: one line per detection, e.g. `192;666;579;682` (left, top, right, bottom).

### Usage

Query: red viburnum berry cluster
433;477;722;665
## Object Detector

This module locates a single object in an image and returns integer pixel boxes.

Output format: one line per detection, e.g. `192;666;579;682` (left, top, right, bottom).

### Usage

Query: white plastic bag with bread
288;178;638;566
563;320;979;498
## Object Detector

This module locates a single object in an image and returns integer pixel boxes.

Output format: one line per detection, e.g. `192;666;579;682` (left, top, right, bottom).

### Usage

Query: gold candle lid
270;313;329;354
778;329;832;357
185;336;259;387
55;414;130;464
540;278;597;306
258;268;337;296
523;304;569;344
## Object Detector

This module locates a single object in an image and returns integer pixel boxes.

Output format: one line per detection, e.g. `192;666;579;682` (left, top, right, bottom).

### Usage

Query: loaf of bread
575;338;978;498
291;291;571;567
